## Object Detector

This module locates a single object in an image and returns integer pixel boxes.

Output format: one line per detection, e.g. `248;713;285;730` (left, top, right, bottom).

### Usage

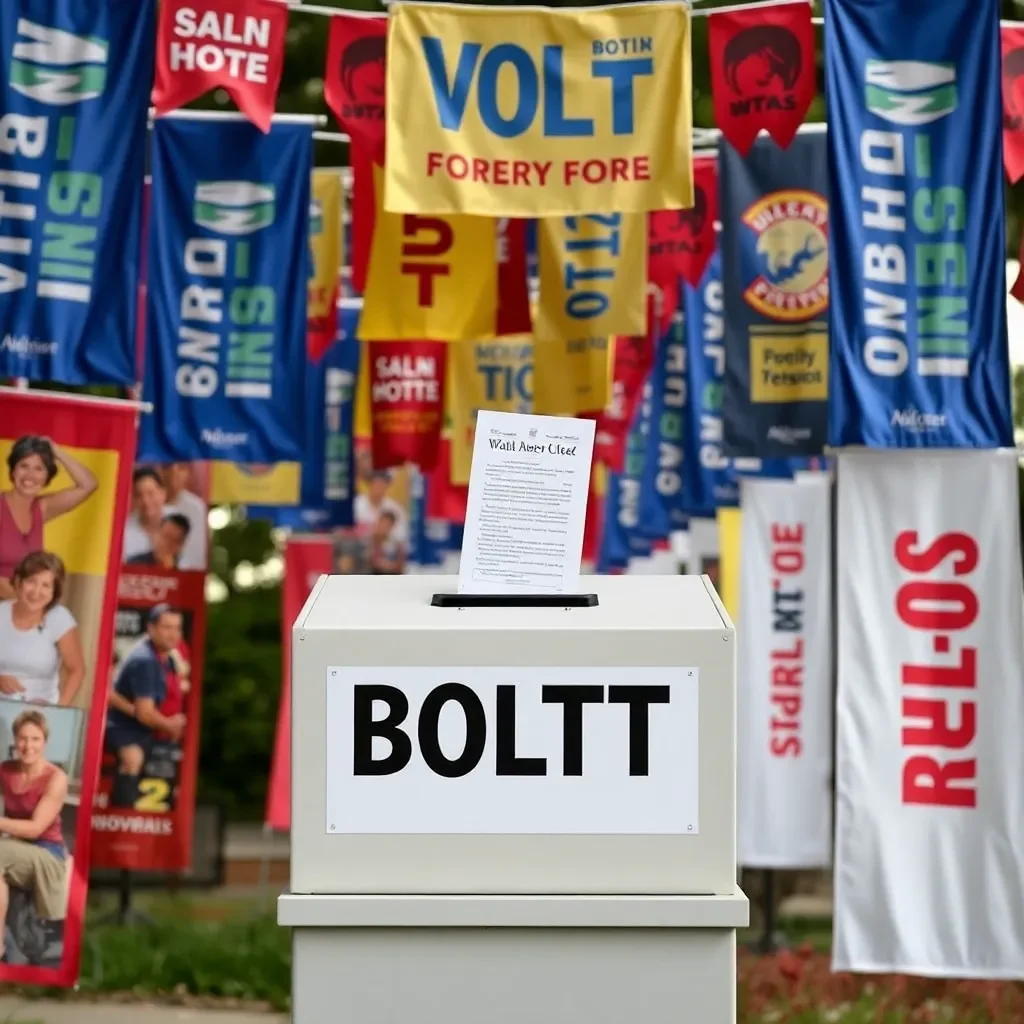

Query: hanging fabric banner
682;251;770;517
448;335;532;485
209;462;300;506
536;214;647;343
1002;27;1024;184
91;567;206;873
496;219;533;337
649;156;718;299
594;329;656;471
254;330;361;529
0;0;155;385
141;119;312;463
825;0;1012;448
834;450;1024;976
384;2;693;217
349;148;376;297
737;476;832;869
369;340;446;470
265;536;333;831
637;320;688;537
324;13;387;162
0;388;136;987
532;338;610;417
426;436;468;523
708;2;816;156
307;170;343;361
716;505;742;621
720;131;830;458
359;169;498;342
151;0;288;133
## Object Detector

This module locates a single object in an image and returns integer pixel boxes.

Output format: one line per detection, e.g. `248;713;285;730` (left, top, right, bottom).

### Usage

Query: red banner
649;157;718;293
496;219;532;337
426;438;468;523
350;148;377;296
325;14;387;161
151;0;288;134
369;341;447;470
596;329;656;471
709;2;816;155
265;538;334;832
0;389;136;987
90;568;206;873
1002;27;1024;183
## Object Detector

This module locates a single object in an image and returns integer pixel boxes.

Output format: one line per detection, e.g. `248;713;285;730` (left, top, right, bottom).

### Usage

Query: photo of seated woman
0;707;76;967
0;552;84;708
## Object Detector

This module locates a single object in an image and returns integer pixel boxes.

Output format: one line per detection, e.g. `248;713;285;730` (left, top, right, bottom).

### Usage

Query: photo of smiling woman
0;437;98;602
0;553;85;708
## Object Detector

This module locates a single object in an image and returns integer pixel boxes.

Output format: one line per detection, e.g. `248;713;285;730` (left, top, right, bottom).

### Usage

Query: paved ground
0;998;286;1023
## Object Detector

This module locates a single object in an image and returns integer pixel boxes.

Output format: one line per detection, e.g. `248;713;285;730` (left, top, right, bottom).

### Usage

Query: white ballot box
279;574;748;1024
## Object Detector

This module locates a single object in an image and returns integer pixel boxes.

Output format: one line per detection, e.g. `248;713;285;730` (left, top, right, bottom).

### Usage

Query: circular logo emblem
741;189;828;322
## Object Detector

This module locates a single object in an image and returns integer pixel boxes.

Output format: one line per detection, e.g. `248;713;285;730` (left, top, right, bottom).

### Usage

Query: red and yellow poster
0;387;136;986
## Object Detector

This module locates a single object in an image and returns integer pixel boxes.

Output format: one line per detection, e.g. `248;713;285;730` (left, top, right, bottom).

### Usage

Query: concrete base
279;892;749;1024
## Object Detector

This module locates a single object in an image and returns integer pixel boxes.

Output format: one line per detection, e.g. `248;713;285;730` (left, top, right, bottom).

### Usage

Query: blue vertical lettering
592;58;653;134
422;38;481;131
543;46;593;137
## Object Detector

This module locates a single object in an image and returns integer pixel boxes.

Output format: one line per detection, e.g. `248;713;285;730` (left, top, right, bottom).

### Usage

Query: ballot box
278;574;748;1024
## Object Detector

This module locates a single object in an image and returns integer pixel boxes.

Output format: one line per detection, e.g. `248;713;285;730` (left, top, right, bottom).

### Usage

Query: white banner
737;476;833;868
834;451;1024;978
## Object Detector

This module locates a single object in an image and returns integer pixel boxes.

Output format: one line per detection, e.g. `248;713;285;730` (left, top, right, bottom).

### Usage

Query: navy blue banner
682;254;795;518
140;119;313;462
597;390;655;570
720;131;831;458
251;307;360;530
408;468;452;567
638;318;688;538
0;0;154;384
825;0;1011;447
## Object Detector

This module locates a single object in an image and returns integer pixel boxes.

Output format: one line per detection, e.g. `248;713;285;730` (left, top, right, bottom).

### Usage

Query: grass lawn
0;899;1020;1022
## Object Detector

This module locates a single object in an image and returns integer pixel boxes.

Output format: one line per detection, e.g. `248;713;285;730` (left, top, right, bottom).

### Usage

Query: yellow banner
535;213;647;342
532;337;610;416
354;339;372;440
716;506;742;622
209;463;300;506
448;335;533;484
308;170;343;337
384;2;693;217
359;166;497;341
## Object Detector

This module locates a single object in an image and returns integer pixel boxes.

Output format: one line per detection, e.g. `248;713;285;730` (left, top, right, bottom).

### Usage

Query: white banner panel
834;451;1024;978
737;476;833;868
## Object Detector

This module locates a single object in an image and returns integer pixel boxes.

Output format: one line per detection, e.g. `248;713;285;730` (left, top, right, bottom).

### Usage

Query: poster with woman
0;387;136;987
90;568;206;873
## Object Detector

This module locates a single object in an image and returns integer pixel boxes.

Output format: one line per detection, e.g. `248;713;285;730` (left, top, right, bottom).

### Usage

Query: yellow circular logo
741;190;829;322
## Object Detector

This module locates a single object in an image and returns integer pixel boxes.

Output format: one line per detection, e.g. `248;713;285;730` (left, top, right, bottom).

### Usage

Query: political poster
141;119;312;463
0;0;155;385
737;475;832;869
265;536;333;832
384;1;693;216
536;214;647;343
359;167;498;342
834;450;1024;976
0;387;135;986
449;335;533;485
307;170;343;361
825;0;1012;448
720;130;830;458
90;567;206;873
151;0;288;133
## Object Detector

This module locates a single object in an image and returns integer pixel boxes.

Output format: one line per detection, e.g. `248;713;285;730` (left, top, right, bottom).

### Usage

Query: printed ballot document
458;410;596;594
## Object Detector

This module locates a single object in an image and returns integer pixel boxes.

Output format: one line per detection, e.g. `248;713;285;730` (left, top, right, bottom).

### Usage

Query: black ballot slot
430;593;599;609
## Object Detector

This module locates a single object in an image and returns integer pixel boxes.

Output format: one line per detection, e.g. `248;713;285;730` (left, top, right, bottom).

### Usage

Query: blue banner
0;0;154;384
251;307;360;530
825;0;1012;447
408;468;452;566
597;391;655;570
638;318;688;538
140;119;313;462
719;132;831;458
682;254;793;518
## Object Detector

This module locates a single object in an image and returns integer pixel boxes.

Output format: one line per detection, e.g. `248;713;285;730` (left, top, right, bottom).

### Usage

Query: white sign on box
325;665;699;835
